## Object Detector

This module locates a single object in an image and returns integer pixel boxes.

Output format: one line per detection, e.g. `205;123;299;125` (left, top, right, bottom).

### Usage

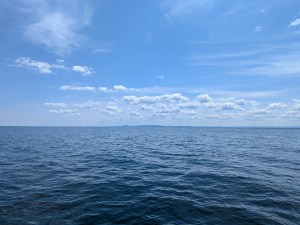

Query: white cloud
22;1;92;55
44;94;300;125
196;94;212;103
72;65;92;76
218;102;243;111
44;102;67;108
254;26;262;32
49;109;79;115
291;103;300;111
289;18;300;27
15;57;52;74
74;100;102;109
248;54;300;76
60;85;96;92
105;105;122;113
219;98;257;106
59;84;138;93
186;50;300;77
157;75;165;79
292;98;300;103
267;102;287;110
248;109;271;115
123;93;189;104
99;87;112;93
113;85;128;91
13;57;93;76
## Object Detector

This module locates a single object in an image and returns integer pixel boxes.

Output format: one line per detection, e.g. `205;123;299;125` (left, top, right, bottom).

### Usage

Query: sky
1;0;300;126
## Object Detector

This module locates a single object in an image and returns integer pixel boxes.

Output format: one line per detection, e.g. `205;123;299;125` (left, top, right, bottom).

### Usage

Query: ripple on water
0;127;300;224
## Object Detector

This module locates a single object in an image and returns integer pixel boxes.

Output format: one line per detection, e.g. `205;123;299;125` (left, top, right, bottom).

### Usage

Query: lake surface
0;127;299;224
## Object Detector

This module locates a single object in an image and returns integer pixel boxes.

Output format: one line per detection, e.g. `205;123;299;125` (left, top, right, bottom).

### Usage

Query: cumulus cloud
196;94;212;103
248;109;271;116
289;18;300;27
113;85;128;91
15;57;52;74
105;104;122;113
72;65;92;76
60;85;96;92
45;93;300;125
123;93;189;104
267;102;287;110
218;102;243;111
99;87;112;93
23;1;92;55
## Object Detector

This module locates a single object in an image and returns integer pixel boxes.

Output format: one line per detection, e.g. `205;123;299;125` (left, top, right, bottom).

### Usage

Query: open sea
0;126;299;225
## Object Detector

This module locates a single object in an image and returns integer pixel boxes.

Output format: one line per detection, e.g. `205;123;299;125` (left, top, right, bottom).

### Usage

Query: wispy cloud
49;109;79;116
163;0;214;21
186;50;300;77
60;85;96;92
44;102;67;108
289;18;300;27
254;26;262;32
22;0;92;55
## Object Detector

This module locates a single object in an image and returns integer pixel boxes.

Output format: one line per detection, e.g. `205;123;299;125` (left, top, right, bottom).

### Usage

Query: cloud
74;100;102;109
105;104;122;113
248;109;271;116
254;26;262;32
44;102;67;108
72;65;92;76
267;102;287;110
196;94;212;103
289;18;300;27
187;50;300;77
292;98;300;103
14;57;52;74
22;1;92;55
99;87;112;93
13;57;93;76
248;54;300;76
123;93;189;104
60;85;96;92
113;85;128;91
60;84;138;93
218;102;243;111
45;93;300;125
163;0;214;21
49;109;79;115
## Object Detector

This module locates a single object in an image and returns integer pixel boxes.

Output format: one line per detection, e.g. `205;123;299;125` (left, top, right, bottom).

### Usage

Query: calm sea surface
0;127;299;224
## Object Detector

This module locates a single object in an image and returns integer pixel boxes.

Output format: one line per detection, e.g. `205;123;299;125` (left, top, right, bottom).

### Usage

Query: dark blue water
0;127;299;225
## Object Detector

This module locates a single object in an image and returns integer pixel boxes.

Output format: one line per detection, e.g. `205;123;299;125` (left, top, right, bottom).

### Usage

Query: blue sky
1;0;300;126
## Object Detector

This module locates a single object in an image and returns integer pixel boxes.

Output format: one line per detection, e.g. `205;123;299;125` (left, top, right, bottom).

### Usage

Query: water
0;127;299;225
